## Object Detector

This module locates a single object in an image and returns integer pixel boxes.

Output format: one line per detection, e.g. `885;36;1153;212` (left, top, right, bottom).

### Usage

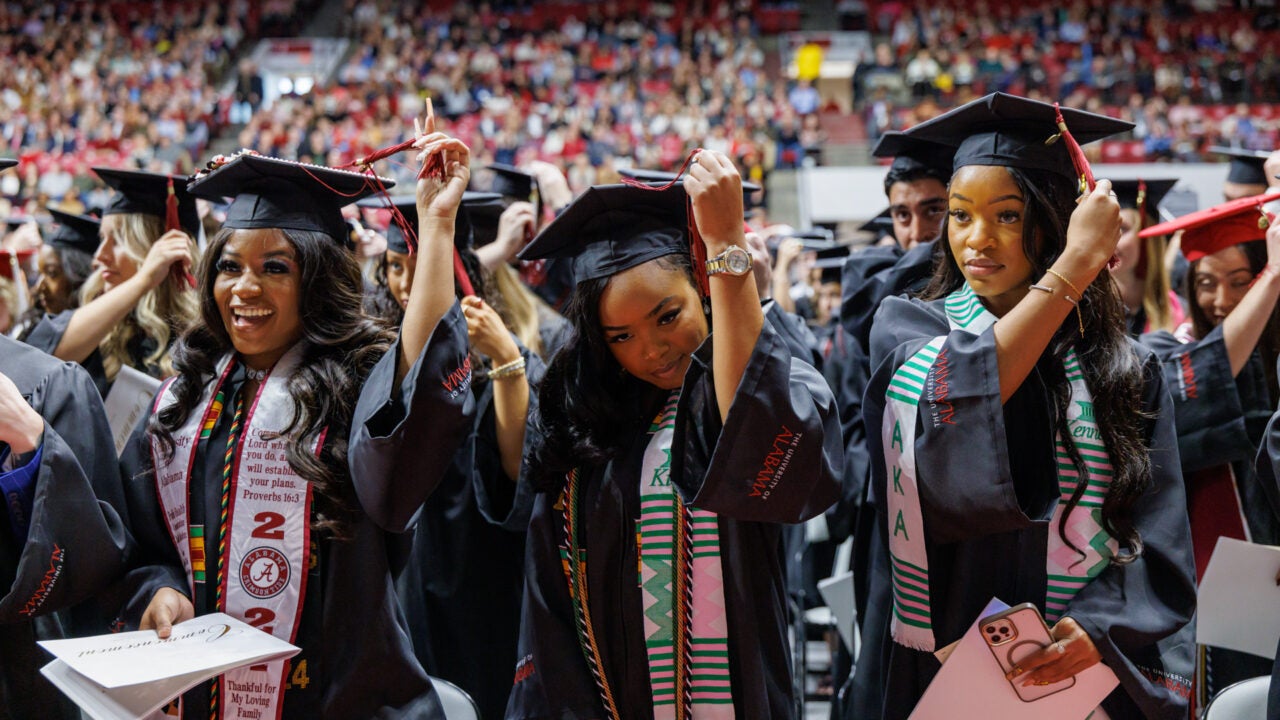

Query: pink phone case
980;603;1077;702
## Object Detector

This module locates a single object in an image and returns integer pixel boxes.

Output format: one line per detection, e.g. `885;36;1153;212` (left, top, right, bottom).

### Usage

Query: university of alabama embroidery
240;547;290;599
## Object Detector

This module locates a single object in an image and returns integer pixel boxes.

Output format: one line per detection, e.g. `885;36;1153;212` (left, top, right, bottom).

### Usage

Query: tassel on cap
1048;103;1096;194
619;149;711;297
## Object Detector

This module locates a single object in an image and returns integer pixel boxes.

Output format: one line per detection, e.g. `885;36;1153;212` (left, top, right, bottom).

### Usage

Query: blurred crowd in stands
4;0;1280;221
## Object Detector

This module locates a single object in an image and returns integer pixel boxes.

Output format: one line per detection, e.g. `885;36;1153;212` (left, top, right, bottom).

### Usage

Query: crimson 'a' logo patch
240;547;290;599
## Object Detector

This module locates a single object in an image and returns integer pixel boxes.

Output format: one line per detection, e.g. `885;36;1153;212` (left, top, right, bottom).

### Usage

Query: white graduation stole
151;344;315;719
883;285;1116;651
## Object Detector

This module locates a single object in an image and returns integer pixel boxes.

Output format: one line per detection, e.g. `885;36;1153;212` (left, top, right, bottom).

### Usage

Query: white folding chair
429;676;480;720
1203;675;1271;720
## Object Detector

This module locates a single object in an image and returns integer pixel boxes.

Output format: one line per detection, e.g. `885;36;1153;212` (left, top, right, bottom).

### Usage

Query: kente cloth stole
151;344;317;719
883;284;1118;651
560;391;736;720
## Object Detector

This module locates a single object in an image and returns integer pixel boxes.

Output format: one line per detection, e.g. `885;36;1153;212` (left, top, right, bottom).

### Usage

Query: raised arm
1220;220;1280;376
53;230;193;363
992;180;1120;403
397;108;470;386
685;150;762;422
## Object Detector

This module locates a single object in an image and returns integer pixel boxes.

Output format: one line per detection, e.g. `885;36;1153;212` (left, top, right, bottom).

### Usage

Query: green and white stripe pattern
884;283;1116;650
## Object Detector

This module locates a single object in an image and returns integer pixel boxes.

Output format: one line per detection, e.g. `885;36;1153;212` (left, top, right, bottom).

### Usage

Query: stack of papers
39;613;299;720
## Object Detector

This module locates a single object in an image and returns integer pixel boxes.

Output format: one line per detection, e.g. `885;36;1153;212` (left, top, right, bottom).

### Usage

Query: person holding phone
851;93;1195;720
23;168;200;397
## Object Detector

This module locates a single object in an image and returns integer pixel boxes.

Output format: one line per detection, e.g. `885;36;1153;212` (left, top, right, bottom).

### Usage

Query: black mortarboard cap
0;159;16;171
859;208;894;236
1110;179;1177;220
47;207;101;256
1209;146;1271;186
519;183;689;284
889;93;1133;183
618;167;764;194
487;163;538;200
187;153;393;245
93;167;200;237
871;131;957;171
782;227;837;251
814;244;852;283
358;192;504;254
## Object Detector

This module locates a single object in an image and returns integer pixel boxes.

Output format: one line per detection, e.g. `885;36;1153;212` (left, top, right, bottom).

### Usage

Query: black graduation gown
834;240;939;668
23;309;160;398
396;345;544;720
1140;326;1280;550
852;295;1196;720
505;321;843;719
0;336;131;720
118;305;474;719
1140;325;1278;700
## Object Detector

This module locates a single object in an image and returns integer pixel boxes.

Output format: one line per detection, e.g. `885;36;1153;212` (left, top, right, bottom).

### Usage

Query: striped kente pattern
1045;351;1115;623
211;392;244;720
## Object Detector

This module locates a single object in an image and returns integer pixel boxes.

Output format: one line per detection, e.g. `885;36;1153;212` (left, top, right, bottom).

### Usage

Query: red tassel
1052;103;1095;194
619;149;710;297
341;136;472;295
165;177;196;289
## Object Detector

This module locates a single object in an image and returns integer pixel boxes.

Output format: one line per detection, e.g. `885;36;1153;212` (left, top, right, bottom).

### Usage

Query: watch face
726;247;752;274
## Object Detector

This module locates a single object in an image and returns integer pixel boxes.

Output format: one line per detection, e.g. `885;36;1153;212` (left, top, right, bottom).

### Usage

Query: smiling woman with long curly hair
116;126;475;719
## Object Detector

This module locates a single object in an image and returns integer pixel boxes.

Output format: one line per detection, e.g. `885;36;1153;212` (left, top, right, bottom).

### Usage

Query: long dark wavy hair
152;227;395;540
921;166;1150;565
532;251;702;490
1186;239;1280;401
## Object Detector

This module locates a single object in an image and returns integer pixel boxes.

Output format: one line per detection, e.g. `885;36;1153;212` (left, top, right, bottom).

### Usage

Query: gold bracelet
1045;268;1083;299
489;356;526;379
1043;269;1085;338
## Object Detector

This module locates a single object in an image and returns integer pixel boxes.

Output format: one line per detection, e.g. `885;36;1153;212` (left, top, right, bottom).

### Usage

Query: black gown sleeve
23;310;112;398
1140;326;1271;471
868;296;1044;543
1069;349;1197;720
348;303;477;533
670;319;842;523
0;361;131;621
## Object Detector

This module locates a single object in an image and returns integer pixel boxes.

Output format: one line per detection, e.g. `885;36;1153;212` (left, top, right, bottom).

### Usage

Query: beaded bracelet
490;356;527;380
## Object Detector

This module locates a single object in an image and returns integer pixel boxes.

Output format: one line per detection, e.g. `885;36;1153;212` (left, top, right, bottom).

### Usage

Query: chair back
1204;676;1271;720
430;676;480;720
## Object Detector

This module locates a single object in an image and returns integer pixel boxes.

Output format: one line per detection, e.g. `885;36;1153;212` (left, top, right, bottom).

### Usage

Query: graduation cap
617;167;764;194
871;135;957;178
814;244;852;283
1209;146;1272;186
357;192;504;254
0;158;15;172
1139;189;1280;262
93;167;200;237
887;93;1133;184
519;182;689;285
0;249;34;281
485;163;542;216
187;153;393;245
1111;179;1177;222
859;208;894;237
783;228;837;251
47;207;101;256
